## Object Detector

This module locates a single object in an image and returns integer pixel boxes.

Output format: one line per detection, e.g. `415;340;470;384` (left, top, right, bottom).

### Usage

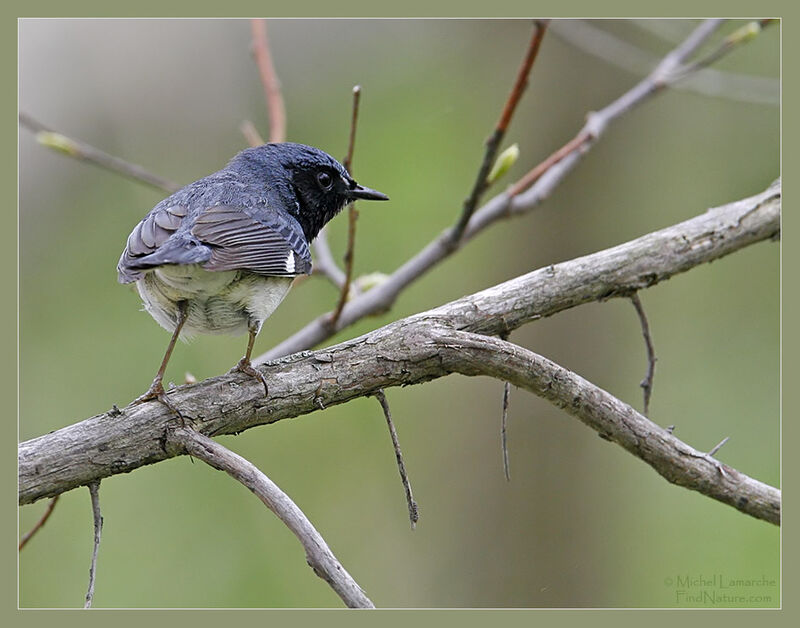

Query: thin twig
84;481;102;609
240;119;265;147
501;381;511;481
673;19;776;81
329;86;363;327
166;427;374;608
507;131;590;198
449;20;549;246
18;495;60;550
374;390;418;529
343;85;361;174
708;436;731;458
550;20;778;106
498;329;512;481
250;19;286;143
312;227;347;288
19;113;181;194
507;19;729;200
629;292;657;415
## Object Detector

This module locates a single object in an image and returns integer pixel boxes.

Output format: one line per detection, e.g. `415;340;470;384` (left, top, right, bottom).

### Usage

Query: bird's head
230;142;388;241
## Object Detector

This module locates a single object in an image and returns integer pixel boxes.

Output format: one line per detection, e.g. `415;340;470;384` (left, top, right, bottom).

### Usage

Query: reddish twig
507;130;591;198
18;495;60;550
508;19;775;201
250;19;286;143
329;86;363;327
449;20;549;245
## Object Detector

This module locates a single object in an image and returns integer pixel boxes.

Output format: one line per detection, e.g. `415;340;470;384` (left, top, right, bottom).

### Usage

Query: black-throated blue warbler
118;142;388;412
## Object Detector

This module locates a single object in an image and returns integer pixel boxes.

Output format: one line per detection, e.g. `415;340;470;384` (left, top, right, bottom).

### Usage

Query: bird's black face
230;142;388;242
287;149;389;242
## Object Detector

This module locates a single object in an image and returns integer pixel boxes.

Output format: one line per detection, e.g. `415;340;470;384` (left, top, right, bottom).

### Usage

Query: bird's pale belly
136;265;293;338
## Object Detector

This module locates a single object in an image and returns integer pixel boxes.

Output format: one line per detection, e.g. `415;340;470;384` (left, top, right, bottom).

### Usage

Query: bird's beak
348;183;389;201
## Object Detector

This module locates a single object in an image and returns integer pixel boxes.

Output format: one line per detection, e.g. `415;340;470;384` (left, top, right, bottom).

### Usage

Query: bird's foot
131;381;188;424
231;358;269;397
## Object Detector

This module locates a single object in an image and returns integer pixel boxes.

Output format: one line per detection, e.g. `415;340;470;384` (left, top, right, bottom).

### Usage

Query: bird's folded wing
118;205;206;283
192;205;312;277
117;204;312;284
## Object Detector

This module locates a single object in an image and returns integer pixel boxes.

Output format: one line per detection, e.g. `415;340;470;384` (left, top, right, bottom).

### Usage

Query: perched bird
118;142;388;413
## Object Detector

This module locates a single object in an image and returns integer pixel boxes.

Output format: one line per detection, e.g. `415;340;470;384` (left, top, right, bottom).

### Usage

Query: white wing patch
285;251;295;274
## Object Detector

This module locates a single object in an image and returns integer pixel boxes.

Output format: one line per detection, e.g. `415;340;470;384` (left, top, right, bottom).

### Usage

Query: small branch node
707;435;731;458
583;110;608;139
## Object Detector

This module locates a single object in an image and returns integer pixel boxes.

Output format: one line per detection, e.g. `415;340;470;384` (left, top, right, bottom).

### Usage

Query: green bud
36;132;80;157
728;21;761;44
354;272;390;294
487;143;519;185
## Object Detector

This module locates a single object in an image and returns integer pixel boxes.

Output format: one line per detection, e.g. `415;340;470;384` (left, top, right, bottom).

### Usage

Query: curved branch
437;330;779;524
166;427;374;608
18;181;779;520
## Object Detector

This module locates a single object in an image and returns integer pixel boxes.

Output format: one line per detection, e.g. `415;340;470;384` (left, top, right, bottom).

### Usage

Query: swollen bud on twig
36;131;79;157
486;143;520;185
354;272;390;294
727;21;762;44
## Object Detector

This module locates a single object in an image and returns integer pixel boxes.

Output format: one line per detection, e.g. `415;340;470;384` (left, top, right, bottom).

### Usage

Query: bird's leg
231;322;269;397
131;300;188;417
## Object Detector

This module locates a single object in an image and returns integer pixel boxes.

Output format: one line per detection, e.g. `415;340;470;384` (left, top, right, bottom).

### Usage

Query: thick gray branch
166;428;374;608
437;330;779;524
19;183;780;523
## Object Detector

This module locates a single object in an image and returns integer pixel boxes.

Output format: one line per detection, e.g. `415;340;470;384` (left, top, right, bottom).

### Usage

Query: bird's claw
231;358;269;397
131;381;188;425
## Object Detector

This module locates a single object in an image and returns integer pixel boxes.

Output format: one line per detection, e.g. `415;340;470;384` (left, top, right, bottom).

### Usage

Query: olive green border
7;1;792;627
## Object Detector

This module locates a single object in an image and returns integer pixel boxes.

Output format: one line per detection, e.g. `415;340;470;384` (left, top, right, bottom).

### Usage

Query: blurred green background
19;19;779;608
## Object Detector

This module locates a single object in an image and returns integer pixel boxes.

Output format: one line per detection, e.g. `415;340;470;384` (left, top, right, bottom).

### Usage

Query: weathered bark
19;182;780;524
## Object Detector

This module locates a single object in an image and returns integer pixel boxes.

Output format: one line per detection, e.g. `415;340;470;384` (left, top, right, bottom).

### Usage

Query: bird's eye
317;171;333;190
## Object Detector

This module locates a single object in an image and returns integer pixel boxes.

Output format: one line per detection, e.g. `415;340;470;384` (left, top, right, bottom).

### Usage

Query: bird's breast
136;265;293;338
